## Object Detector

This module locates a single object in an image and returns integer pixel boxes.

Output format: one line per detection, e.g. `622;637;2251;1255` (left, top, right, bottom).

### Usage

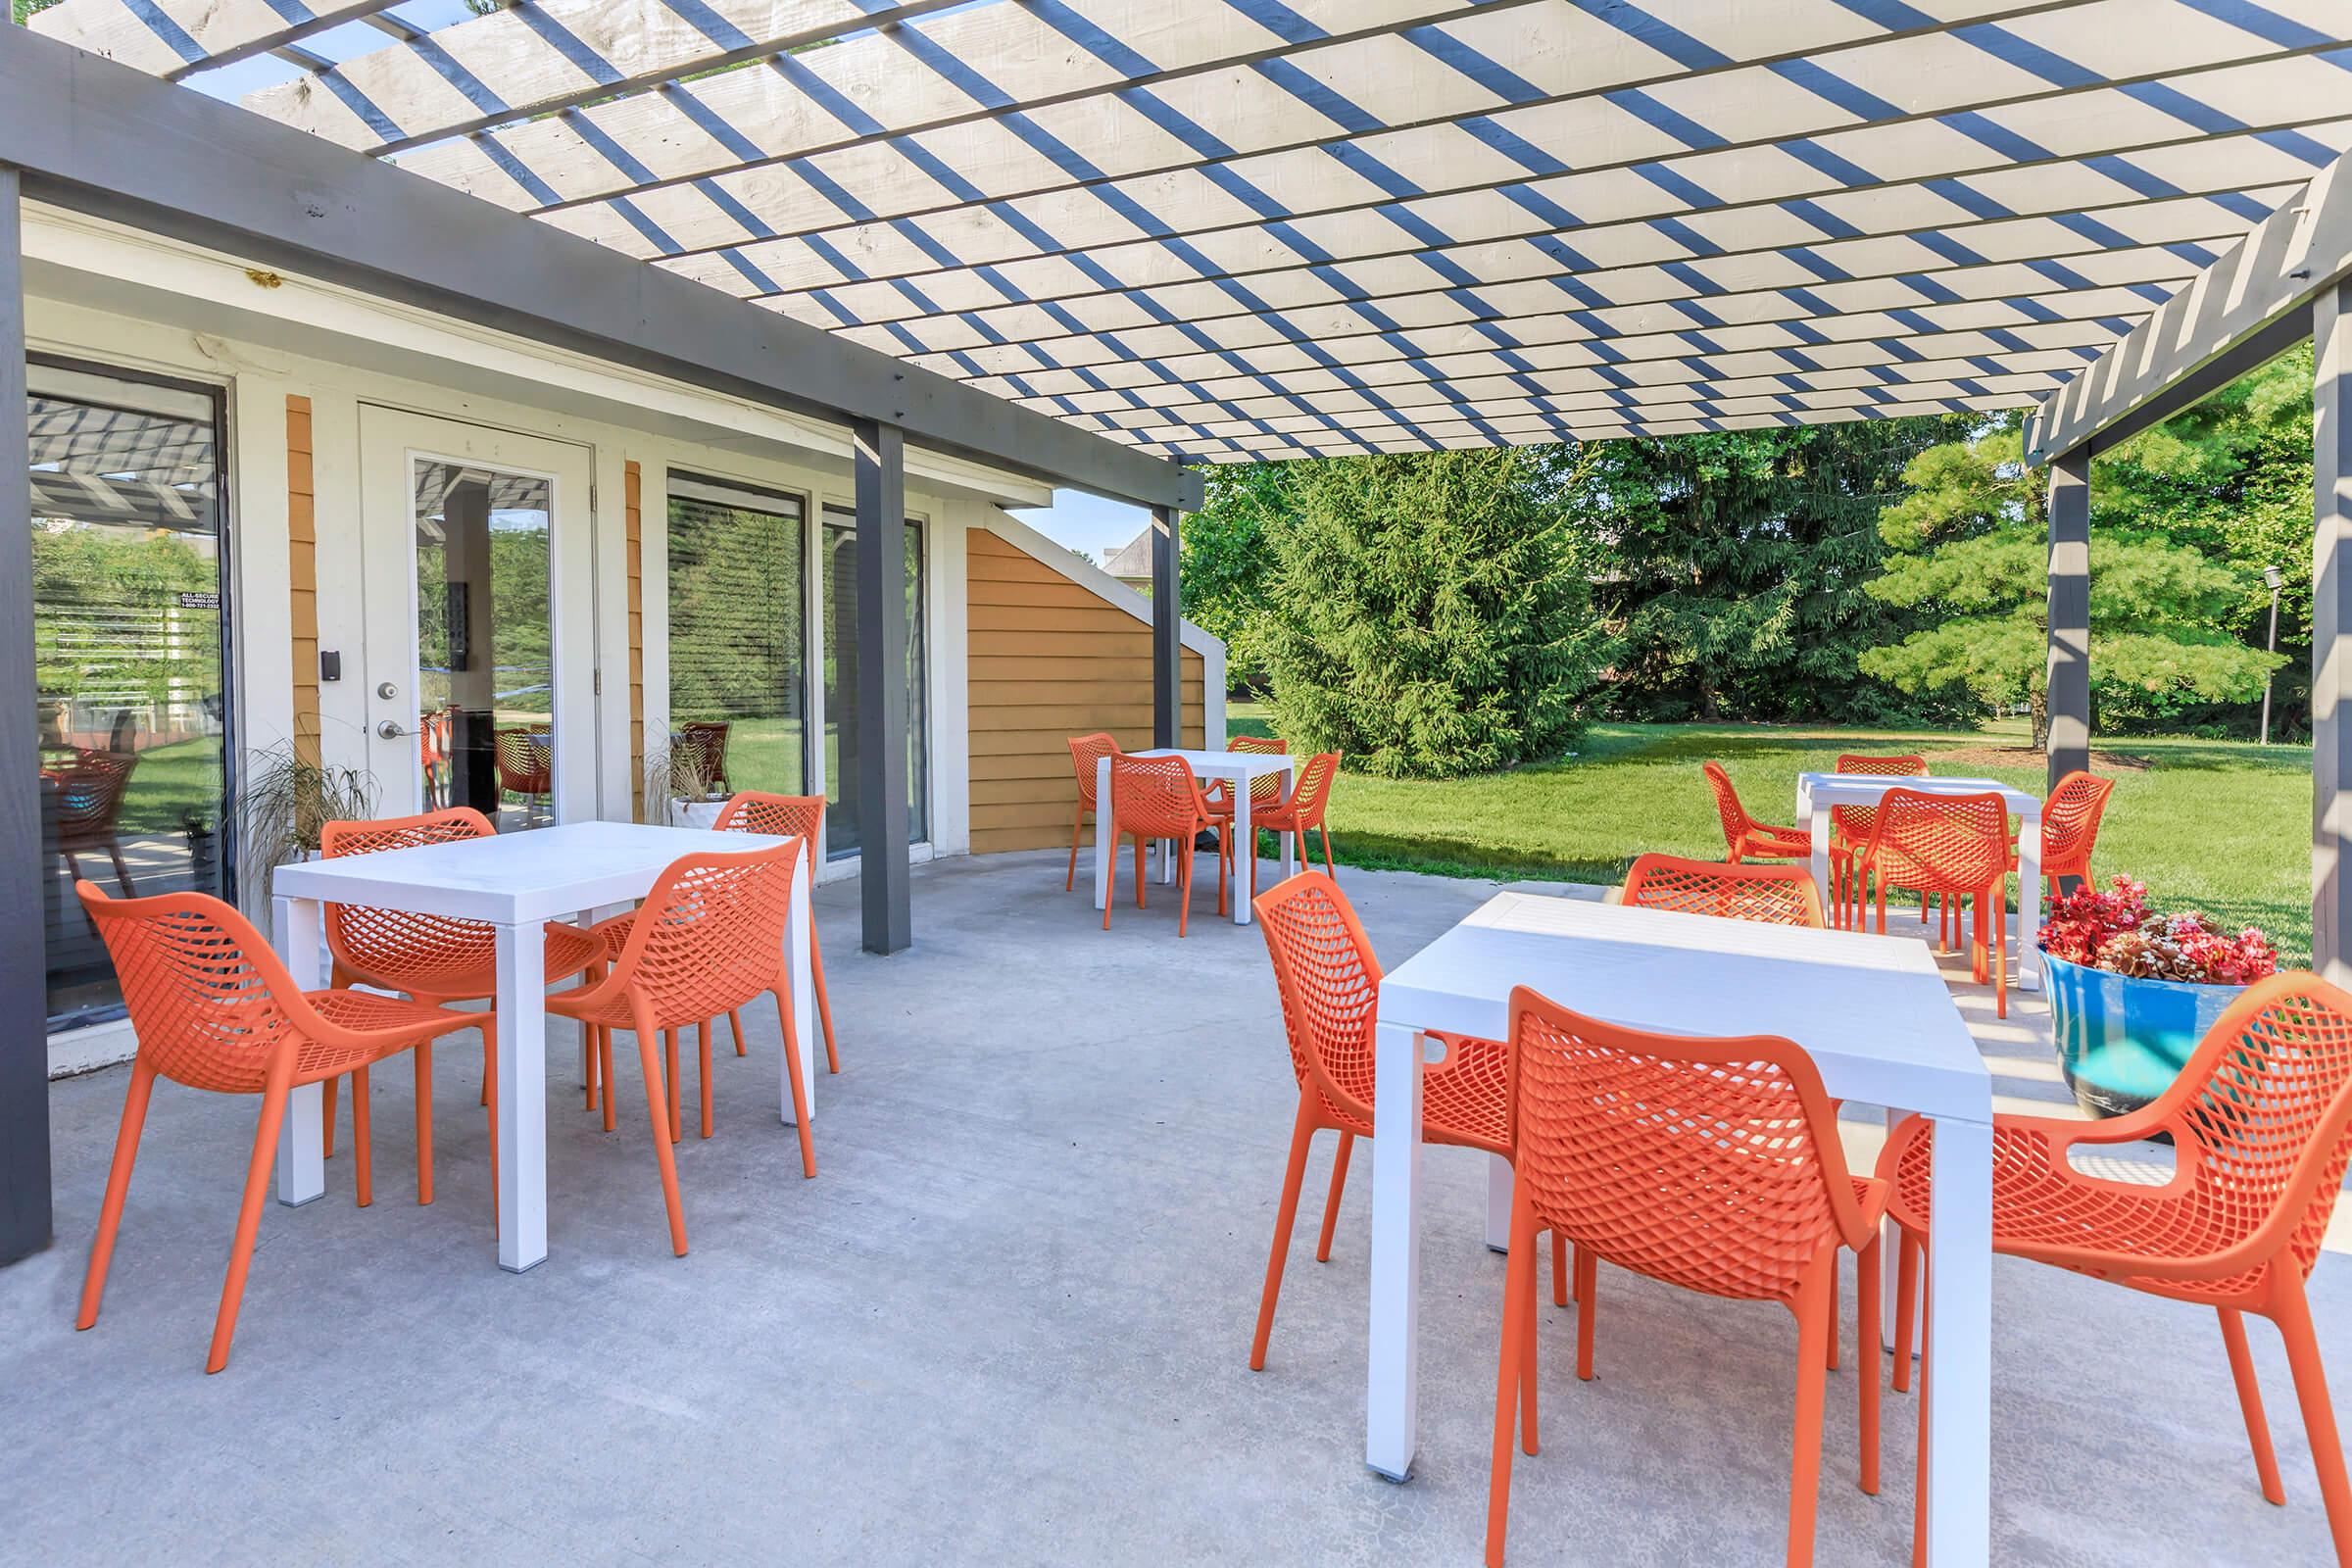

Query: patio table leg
494;919;547;1272
2015;812;2043;992
1922;1110;1992;1565
778;849;817;1128
270;895;326;1208
1804;786;1833;922
1486;1152;1511;1253
1280;763;1297;882
1231;773;1254;925
1093;758;1114;912
1367;1020;1425;1482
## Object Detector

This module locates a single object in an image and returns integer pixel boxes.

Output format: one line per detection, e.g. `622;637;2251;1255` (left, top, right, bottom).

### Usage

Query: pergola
3;2;2351;1540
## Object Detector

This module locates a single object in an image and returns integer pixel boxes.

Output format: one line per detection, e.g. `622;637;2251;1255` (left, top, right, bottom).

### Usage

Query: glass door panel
413;462;555;829
666;474;808;797
26;362;231;1030
820;508;927;858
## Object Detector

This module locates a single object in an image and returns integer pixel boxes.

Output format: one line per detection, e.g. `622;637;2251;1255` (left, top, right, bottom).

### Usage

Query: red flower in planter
2039;875;2277;985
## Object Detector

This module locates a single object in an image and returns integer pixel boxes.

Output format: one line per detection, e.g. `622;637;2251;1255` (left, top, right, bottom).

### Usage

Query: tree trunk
2029;689;2048;752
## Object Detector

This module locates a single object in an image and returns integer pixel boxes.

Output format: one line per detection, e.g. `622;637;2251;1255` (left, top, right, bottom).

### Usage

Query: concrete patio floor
3;850;2345;1566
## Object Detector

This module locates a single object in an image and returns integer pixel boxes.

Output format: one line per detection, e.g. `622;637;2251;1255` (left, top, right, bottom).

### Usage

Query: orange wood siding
625;462;646;820
285;396;320;766
966;526;1205;855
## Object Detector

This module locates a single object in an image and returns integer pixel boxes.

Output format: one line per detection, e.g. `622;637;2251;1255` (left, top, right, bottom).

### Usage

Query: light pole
2261;564;2282;746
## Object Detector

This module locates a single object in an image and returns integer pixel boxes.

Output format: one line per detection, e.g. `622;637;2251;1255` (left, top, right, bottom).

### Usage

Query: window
666;474;809;799
820;508;927;857
26;361;231;1030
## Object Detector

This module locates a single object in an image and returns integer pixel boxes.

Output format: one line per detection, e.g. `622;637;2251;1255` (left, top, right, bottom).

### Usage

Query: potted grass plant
2039;875;2278;1118
643;741;726;830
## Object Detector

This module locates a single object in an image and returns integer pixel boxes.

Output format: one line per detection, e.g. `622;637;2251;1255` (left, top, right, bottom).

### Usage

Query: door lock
377;719;412;741
375;680;400;701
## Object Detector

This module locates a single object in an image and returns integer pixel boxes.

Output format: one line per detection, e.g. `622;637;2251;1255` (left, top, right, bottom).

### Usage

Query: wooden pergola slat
27;0;406;78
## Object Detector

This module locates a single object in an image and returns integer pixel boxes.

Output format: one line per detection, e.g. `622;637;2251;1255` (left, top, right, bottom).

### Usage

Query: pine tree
1261;447;1606;779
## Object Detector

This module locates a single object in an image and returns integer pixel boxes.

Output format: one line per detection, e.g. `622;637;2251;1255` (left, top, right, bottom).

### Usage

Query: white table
1366;893;1993;1566
1093;748;1296;925
270;820;816;1273
1796;772;2045;992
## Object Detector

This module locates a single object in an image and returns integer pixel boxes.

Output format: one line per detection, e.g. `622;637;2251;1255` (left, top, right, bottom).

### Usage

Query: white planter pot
668;798;726;830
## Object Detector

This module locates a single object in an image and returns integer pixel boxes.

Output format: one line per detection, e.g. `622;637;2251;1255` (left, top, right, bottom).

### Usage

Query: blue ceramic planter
2045;952;2242;1119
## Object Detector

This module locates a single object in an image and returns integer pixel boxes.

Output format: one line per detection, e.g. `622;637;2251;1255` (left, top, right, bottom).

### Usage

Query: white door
357;407;598;829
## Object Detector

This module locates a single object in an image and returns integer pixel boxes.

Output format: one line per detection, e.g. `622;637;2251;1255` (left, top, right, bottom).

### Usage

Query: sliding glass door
821;508;927;857
666;474;808;796
26;361;231;1030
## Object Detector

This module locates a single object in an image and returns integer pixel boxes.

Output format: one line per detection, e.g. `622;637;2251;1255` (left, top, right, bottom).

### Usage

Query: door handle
377;720;413;740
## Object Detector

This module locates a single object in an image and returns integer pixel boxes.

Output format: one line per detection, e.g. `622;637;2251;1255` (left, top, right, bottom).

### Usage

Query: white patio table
1093;748;1295;925
1796;771;2046;992
270;820;816;1273
1366;892;1993;1566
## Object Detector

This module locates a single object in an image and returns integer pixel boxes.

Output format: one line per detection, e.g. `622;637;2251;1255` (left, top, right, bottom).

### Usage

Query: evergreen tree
1261;447;1605;779
1570;418;1968;723
1861;413;2281;739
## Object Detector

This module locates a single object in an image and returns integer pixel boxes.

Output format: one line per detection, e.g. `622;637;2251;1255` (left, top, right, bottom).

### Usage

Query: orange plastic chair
1620;853;1825;927
1252;752;1341;896
1102;753;1229;938
2020;769;2114;897
1856;789;2014;1017
74;882;491;1372
550;840;816;1254
1250;872;1571;1369
1831;754;1929;927
493;728;552;822
1879;973;2352;1566
1485;988;1885;1568
53;749;139;897
1205;734;1291;822
1703;761;1814;864
318;808;605;1200
1064;732;1121;892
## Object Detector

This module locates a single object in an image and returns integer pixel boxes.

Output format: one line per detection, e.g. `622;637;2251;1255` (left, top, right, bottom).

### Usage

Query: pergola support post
852;418;911;956
2044;452;2091;794
2317;281;2352;989
0;165;52;1267
1152;504;1181;749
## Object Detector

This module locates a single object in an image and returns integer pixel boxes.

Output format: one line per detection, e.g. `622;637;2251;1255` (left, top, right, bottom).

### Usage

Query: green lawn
1227;708;2315;964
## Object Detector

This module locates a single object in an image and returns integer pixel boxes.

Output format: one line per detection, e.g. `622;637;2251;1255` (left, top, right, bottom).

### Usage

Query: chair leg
1892;1232;1920;1394
1550;1231;1567;1308
664;1029;682;1144
772;989;817;1178
1066;801;1085;892
321;1072;338;1160
2273;1272;2352;1561
1788;1257;1834;1568
1177;837;1195;938
582;1025;598;1110
1858;1239;1883;1495
599;1028;616;1134
1484;1194;1540;1568
208;1055;295;1374
729;1006;747;1058
810;927;839;1074
1215;820;1231;917
77;1058;158;1332
1575;1247;1598;1381
352;1064;373;1209
108;841;135;898
697;1020;714;1140
414;1041;435;1204
632;1021;689;1255
1994;896;2007;1019
1320;824;1335;878
1134;835;1148;909
1314;1131;1353;1262
1827;1265;1840;1371
1102;833;1118;930
2220;1306;2287;1505
1250;1102;1315;1371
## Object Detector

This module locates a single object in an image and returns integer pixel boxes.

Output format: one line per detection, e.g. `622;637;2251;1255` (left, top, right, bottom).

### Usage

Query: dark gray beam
2029;146;2352;466
2317;280;2352;989
2045;453;2091;796
1152;505;1181;750
2065;311;2312;461
0;165;53;1267
853;420;911;956
0;27;1200;514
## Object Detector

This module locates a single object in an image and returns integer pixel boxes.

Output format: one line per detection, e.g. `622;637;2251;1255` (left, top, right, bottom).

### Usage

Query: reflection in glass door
821;508;926;857
665;473;808;797
25;361;231;1030
412;463;556;829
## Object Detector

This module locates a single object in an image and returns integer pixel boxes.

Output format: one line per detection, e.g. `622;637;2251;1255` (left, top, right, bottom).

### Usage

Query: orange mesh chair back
1225;734;1293;811
1063;732;1122;891
74;882;488;1371
2039;770;2114;888
1876;974;2352;1563
1829;752;1928;850
1487;988;1884;1568
1102;753;1228;936
709;790;839;1073
494;728;551;797
1258;751;1343;887
552;840;815;1253
53;750;139;895
1862;787;2015;1015
320;807;502;991
1620;853;1824;928
1702;760;1811;863
1248;872;1514;1371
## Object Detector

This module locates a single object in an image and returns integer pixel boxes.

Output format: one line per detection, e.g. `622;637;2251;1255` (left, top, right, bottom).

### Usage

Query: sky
165;1;1147;567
